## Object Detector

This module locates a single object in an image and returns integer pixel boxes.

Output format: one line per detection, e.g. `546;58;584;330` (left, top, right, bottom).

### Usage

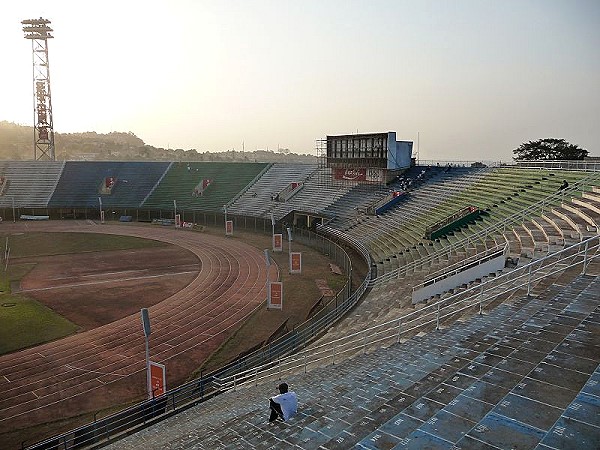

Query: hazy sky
2;0;599;161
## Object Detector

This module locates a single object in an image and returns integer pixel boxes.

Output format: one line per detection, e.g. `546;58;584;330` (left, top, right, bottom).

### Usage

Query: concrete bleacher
48;161;171;208
269;168;358;220
109;272;600;449
339;168;595;274
317;183;600;341
227;163;318;218
0;161;65;209
141;162;269;212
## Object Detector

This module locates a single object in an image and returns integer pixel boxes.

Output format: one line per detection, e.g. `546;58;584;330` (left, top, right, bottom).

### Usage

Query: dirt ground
15;247;200;331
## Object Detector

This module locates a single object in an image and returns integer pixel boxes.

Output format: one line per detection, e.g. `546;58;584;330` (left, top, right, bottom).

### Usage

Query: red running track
0;221;272;433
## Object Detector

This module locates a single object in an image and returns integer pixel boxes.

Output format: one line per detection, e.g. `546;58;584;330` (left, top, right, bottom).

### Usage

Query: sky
1;0;599;161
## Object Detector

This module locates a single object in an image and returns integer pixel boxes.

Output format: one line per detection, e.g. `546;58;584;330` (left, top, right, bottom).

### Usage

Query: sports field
0;232;197;354
0;221;349;448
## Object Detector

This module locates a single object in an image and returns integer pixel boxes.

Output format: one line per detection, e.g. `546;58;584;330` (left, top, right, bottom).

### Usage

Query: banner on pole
100;210;105;224
149;361;166;398
225;220;233;236
268;281;283;310
290;252;302;274
273;233;283;252
175;214;181;228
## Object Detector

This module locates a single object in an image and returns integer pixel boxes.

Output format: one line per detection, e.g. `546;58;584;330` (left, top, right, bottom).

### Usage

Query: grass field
3;231;166;258
0;232;169;355
0;295;79;354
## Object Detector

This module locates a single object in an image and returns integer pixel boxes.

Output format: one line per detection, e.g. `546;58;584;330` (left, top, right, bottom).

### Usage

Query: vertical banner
175;214;181;228
225;220;234;236
100;210;105;224
290;252;302;274
268;281;283;310
273;233;283;252
149;361;166;398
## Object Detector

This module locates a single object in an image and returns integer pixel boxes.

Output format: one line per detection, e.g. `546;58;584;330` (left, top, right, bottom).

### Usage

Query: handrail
214;234;599;391
360;171;600;287
515;160;600;171
413;243;507;292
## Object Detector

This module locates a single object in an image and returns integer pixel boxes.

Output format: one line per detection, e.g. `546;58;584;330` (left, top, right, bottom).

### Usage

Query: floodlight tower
22;17;55;161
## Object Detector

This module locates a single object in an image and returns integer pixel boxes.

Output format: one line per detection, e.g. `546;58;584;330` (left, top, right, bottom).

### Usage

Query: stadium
0;135;598;449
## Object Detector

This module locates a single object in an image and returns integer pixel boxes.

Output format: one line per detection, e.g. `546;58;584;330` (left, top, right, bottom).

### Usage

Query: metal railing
207;234;599;393
362;171;600;287
515;160;600;171
414;243;507;291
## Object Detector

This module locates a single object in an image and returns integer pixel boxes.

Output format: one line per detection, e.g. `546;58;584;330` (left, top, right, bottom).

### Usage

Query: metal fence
515;160;600;171
202;234;600;393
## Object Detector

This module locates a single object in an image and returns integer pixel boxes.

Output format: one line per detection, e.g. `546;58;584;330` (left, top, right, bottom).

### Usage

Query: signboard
273;233;283;252
193;178;212;196
333;168;384;183
100;210;105;224
149;361;166;398
290;252;302;274
268;281;283;310
333;167;367;181
366;168;384;182
175;214;181;228
225;220;233;236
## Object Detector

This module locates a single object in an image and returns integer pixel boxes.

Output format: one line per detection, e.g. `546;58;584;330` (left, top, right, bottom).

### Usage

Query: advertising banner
225;220;233;236
175;214;181;228
149;361;166;398
290;252;302;274
273;233;283;252
333;167;383;182
268;281;283;310
333;167;366;181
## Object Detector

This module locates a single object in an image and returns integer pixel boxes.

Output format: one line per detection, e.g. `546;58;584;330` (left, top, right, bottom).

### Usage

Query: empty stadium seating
6;160;599;450
227;163;318;218
141;162;269;212
0;161;64;209
334;168;596;275
108;273;600;450
48;161;171;208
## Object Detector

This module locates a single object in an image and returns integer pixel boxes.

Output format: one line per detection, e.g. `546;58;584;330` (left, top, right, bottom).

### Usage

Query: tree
513;138;588;161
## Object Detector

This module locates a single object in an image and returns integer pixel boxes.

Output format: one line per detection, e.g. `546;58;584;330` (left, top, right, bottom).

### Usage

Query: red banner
149;361;166;398
290;252;302;274
225;220;233;236
268;281;283;309
273;233;283;252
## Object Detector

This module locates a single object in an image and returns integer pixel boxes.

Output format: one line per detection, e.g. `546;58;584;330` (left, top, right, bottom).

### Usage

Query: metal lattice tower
22;17;55;161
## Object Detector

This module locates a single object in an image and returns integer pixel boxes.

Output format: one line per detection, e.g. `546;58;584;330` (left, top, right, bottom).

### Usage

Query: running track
0;221;272;433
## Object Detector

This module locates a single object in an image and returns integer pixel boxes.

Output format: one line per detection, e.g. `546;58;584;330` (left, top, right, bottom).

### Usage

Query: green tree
513;138;588;161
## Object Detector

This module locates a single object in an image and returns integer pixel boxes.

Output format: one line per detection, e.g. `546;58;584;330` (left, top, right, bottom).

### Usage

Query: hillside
0;121;317;163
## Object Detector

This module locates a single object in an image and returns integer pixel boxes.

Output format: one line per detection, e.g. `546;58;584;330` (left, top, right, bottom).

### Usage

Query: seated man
269;382;297;422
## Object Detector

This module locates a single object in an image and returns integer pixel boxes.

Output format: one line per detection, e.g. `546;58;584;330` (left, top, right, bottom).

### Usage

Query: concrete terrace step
108;274;600;450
